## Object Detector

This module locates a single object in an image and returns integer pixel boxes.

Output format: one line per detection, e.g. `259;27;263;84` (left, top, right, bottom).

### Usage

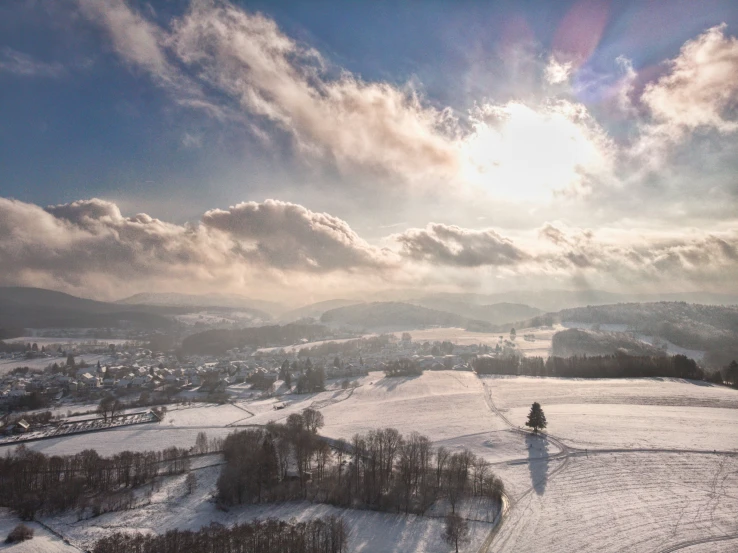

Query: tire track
655;533;738;552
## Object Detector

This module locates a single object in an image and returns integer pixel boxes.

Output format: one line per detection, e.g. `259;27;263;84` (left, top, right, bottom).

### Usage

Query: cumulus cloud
0;47;64;77
2;196;737;298
394;223;529;267
638;25;738;150
0;197;395;299
395;219;738;292
537;223;738;288
202;200;396;271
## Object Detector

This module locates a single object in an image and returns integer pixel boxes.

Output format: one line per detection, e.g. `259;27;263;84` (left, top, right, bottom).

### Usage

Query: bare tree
302;408;325;434
442;513;469;553
185;472;197;495
97;395;121;421
194;432;209;455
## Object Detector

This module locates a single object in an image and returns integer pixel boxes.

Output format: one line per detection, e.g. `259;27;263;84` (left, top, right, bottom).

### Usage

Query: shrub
6;523;34;543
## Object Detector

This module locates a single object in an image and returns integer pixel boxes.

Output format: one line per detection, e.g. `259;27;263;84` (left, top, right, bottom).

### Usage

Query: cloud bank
1;197;737;300
0;197;393;300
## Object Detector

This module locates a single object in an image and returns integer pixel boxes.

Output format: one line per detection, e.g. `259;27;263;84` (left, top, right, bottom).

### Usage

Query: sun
461;101;612;201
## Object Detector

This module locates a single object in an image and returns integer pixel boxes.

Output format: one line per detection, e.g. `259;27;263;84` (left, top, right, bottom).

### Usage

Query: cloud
77;0;616;199
1;196;737;298
638;25;738;150
77;0;460;182
0;197;396;300
545;57;573;85
394;223;529;267
76;0;231;119
537;223;738;288
395;219;738;292
0;47;64;77
202;200;396;271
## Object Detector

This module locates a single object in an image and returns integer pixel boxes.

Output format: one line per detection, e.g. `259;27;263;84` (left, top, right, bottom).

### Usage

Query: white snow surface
6;371;738;553
392;326;561;357
0;509;78;553
44;465;494;553
0;354;113;375
485;375;738;450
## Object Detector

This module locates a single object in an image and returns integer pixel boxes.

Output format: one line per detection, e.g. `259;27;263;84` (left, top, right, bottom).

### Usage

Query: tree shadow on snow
374;375;421;392
526;433;550;496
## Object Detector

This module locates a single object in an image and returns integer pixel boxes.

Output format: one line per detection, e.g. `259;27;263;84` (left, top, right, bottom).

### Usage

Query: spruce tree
525;402;547;432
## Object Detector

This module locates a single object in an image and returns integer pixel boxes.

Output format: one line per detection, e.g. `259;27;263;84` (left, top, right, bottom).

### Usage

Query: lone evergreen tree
525;402;547;432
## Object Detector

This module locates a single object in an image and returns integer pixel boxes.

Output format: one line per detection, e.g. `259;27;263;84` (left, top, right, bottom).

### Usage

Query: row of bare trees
92;517;349;553
337;429;503;514
217;408;326;504
0;444;192;519
216;414;504;516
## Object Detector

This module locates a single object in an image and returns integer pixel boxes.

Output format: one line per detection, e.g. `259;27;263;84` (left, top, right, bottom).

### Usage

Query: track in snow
654;532;738;552
479;377;738;553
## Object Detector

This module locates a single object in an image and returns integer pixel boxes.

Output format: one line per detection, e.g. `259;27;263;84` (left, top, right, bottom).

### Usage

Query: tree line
473;353;707;380
216;412;503;516
384;358;423;377
92;517;348;553
295;334;392;359
0;434;221;519
180;323;331;355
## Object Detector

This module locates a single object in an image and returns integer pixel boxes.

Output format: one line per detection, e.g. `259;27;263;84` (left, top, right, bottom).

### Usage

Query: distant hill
552;328;666;357
279;299;363;323
0;287;174;331
559;302;738;350
558;302;738;368
366;289;738;312
320;301;493;331
410;296;542;324
117;292;281;318
180;323;330;355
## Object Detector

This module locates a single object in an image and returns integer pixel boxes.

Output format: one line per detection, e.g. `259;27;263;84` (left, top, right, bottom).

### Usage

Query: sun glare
462;102;610;201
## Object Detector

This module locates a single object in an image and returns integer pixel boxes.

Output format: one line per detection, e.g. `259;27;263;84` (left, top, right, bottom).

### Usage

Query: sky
1;0;738;303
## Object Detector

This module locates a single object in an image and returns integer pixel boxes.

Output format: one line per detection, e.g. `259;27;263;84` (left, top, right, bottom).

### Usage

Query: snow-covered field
485;375;738;450
0;353;114;375
4;336;135;346
255;335;377;354
175;310;269;326
491;452;738;553
396;323;707;360
5;371;737;552
391;326;561;357
0;509;78;553
313;372;542;464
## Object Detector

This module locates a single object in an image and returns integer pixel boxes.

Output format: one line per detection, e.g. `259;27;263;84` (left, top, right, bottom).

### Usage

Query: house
80;373;100;388
15;419;30;433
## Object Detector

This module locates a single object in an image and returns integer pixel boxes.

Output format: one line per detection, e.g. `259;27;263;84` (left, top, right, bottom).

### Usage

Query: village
0;331;514;440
